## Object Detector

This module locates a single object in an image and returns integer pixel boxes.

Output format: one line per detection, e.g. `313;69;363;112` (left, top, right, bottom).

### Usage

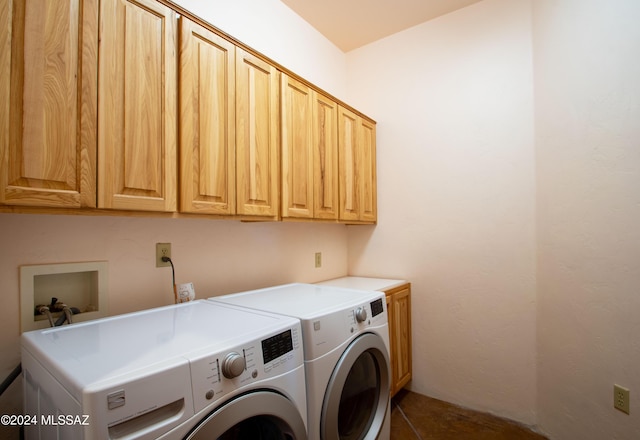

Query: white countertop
316;276;407;292
210;283;386;319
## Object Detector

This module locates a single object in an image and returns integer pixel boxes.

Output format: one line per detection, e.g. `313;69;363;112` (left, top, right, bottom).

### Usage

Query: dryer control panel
302;294;388;360
347;297;386;329
189;325;302;414
370;297;385;317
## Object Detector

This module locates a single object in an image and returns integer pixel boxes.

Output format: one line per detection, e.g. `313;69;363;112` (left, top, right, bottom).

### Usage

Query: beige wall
534;0;640;438
345;0;640;436
0;215;349;427
345;0;537;425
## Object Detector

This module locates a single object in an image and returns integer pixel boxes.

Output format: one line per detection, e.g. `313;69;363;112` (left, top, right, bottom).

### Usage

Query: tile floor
390;390;548;439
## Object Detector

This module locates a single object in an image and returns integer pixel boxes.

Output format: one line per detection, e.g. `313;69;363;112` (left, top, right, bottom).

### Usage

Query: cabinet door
281;74;313;219
235;48;279;217
385;293;396;395
0;0;11;203
281;77;339;221
98;0;177;212
337;106;360;221
389;285;412;395
313;92;339;220
338;106;377;222
359;117;377;222
1;0;98;208
179;18;235;215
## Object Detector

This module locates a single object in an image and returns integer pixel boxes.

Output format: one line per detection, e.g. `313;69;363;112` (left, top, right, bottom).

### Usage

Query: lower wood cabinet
385;283;412;397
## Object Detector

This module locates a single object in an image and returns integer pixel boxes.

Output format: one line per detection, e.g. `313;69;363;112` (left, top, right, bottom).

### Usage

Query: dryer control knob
355;307;368;323
222;352;246;379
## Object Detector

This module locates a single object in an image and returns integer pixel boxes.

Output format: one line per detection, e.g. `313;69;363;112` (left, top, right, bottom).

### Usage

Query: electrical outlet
315;252;322;268
614;384;630;414
156;243;171;267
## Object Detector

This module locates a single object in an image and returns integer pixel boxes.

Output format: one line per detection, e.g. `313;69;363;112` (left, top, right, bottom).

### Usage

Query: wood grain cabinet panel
235;48;280;218
281;74;340;220
0;0;11;206
386;283;412;397
1;0;98;208
97;0;177;212
179;17;235;215
359;117;377;222
312;91;340;220
281;74;313;219
338;106;359;222
338;106;377;223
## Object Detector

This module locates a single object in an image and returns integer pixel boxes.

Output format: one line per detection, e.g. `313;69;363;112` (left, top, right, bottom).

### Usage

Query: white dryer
209;283;391;440
21;300;307;439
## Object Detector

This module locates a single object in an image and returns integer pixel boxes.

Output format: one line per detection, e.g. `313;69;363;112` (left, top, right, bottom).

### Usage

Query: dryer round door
185;390;306;440
321;332;391;440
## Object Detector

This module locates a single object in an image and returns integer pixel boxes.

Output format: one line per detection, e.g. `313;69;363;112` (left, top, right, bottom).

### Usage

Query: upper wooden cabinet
281;74;313;219
338;106;377;223
97;0;177;212
281;74;339;220
235;48;280;218
0;0;8;191
2;0;375;222
359;117;377;222
0;0;98;208
179;17;236;215
313;92;340;220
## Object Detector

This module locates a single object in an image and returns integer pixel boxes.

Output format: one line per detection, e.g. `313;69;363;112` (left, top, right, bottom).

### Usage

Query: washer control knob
355;307;368;323
222;352;246;379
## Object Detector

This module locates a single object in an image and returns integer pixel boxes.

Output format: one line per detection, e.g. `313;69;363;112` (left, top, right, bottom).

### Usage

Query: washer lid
210;283;382;319
21;300;298;395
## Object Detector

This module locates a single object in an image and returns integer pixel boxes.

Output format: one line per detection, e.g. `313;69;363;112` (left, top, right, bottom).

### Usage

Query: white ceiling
280;0;483;52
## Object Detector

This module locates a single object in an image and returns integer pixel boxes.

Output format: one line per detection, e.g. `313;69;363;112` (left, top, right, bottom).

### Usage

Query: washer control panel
189;325;302;413
262;329;294;364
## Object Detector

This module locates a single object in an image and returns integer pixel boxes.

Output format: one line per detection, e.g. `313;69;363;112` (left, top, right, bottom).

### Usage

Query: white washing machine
209;283;391;440
21;300;307;439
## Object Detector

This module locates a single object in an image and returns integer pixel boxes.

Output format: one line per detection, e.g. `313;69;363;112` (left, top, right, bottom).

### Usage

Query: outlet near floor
614;384;630;414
